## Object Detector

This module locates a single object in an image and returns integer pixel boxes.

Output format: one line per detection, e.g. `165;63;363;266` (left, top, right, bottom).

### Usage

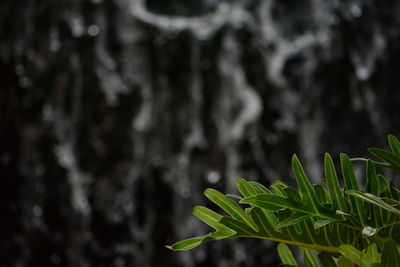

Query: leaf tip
166;244;183;251
203;188;214;197
324;153;332;161
239;196;255;204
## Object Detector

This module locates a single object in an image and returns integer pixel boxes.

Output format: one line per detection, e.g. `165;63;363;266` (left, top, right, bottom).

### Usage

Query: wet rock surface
1;0;400;266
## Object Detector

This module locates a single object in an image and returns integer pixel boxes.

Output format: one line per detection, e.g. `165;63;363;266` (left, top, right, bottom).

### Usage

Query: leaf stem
238;235;340;253
377;220;400;232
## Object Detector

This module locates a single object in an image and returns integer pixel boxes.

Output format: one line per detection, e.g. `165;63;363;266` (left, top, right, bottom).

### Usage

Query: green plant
167;135;400;266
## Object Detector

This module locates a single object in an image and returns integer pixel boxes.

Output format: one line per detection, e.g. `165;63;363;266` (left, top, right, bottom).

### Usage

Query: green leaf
318;252;336;267
368;147;400;171
366;160;378;195
219;216;257;236
300;247;319;267
338;245;369;266
166;236;204;251
277;213;313;228
248;181;271;193
292;155;321;214
313;184;327;204
337;255;353;267
283;187;302;201
278;243;298;266
366;242;381;264
378;174;390;195
340;153;366;225
345;190;400;215
325;153;348;216
313;219;333;229
237;179;284;212
204;188;259;232
240;194;307;212
170;181;361;255
167;135;400;259
166;230;233;251
378;174;391;224
272;180;289;196
236;179;258;197
381;239;400;267
193;206;235;234
390;181;399;201
241;193;341;221
167;207;237;251
366;160;381;228
388;135;400;156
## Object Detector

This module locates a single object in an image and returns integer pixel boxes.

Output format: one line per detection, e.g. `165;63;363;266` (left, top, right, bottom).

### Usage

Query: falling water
1;0;400;266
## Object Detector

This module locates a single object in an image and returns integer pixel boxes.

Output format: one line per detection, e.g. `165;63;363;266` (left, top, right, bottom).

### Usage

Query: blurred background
1;0;400;266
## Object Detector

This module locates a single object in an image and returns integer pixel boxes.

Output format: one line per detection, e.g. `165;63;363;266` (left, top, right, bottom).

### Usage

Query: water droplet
50;40;61;52
180;187;191;198
32;205;43;217
195;249;206;261
55;144;75;168
326;14;339;25
42;104;54;123
50;30;61;52
19;76;30;88
70;15;85;38
362;226;376;237
355;66;370;81
350;4;362;17
88;25;100;37
235;249;247;261
207;171;220;184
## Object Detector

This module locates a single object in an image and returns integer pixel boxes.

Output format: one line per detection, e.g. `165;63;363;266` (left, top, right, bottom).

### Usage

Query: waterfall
1;0;400;266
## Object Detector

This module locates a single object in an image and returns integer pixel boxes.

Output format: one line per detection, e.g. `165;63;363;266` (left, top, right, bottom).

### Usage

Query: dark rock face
0;0;399;266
